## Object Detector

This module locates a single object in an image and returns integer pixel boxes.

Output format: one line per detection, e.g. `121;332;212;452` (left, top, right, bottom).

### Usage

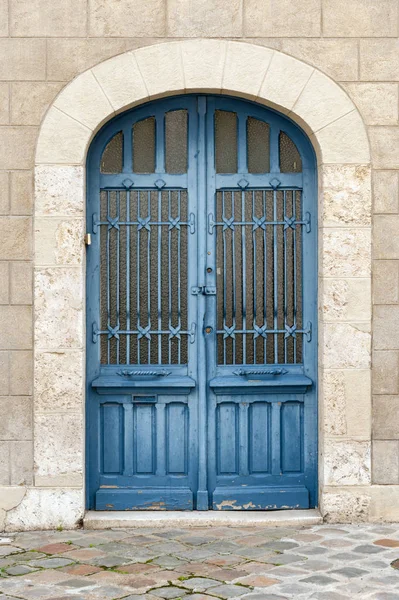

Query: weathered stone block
135;43;184;99
0;39;46;81
10;171;33;216
35;350;83;411
35;166;84;216
373;261;399;304
375;216;399;259
324;440;371;485
0;128;37;170
0;442;9;485
0;306;32;349
370;486;399;522
9;351;32;396
259;52;314;112
323;369;371;437
0;396;32;440
36;107;90;165
34;268;82;349
0;262;9;304
360;39;399;81
11;82;63;126
373;350;399;395
0;217;31;260
373;171;399;214
323;323;371;369
10;0;87;37
343;83;398;126
223;42;273;99
89;0;166;37
92;53;148;112
281;39;358;81
244;0;321;37
34;414;82;484
10;441;32;486
0;352;8;395
312;110;370;164
0;83;8;125
35;218;83;267
321;488;370;523
168;0;242;36
322;279;371;322
0;171;9;215
372;440;399;484
322;165;371;227
323;0;398;37
182;39;226;93
369;128;399;170
0;0;8;36
373;395;399;438
10;262;32;305
322;229;371;278
374;306;399;350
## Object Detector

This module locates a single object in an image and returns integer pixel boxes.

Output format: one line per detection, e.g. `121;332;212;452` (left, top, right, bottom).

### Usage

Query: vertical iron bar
232;191;236;364
137;190;141;364
116;190;120;365
147;190;151;364
177;190;182;364
293;189;298;364
222;191;227;365
168;190;172;364
252;190;256;364
126;190;130;364
273;188;278;363
283;190;288;364
263;190;267;363
157;189;162;364
241;189;247;365
106;190;111;364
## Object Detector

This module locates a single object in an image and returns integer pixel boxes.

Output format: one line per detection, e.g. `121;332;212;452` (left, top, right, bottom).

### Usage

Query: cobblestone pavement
0;523;399;599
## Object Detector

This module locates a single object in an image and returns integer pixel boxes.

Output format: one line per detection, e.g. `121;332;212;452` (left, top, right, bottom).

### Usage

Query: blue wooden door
86;95;317;511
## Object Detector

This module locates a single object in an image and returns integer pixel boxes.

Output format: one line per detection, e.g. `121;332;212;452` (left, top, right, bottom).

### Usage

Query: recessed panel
134;403;155;474
249;402;271;474
166;403;188;475
281;402;303;473
217;403;238;475
101;403;123;474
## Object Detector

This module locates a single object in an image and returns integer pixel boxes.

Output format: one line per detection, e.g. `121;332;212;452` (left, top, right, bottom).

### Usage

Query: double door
86;95;317;510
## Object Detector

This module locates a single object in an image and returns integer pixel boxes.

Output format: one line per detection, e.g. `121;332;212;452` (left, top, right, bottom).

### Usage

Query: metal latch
191;286;216;296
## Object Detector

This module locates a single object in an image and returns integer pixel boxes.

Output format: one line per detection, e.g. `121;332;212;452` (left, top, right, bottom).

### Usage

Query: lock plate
191;286;216;296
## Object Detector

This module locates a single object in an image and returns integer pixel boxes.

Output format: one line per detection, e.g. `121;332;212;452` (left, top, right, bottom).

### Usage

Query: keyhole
205;327;213;334
207;267;212;273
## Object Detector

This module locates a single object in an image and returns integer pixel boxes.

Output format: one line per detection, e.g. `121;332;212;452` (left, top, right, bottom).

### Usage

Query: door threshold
84;509;322;529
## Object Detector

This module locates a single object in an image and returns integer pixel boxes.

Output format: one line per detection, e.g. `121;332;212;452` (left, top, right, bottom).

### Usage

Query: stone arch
26;39;372;529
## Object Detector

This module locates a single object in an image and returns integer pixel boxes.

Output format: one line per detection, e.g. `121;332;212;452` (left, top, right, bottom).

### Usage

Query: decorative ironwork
233;368;288;376
116;369;171;377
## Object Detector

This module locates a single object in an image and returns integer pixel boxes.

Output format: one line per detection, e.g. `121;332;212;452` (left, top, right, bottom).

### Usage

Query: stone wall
0;0;398;526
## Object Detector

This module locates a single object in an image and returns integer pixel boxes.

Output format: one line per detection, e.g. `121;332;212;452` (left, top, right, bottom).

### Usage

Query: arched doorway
86;94;317;511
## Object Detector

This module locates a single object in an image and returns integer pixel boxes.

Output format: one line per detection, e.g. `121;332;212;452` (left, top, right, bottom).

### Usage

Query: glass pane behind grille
280;131;302;173
165;110;188;173
247;117;270;173
133;117;156;173
215;110;238;173
216;189;303;365
99;189;189;365
101;131;123;173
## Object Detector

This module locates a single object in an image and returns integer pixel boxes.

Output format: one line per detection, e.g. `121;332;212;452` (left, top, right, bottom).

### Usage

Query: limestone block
343;83;398;127
369;128;399;170
0;217;31;260
35;166;84;216
312;110;370;164
222;43;273;99
10;82;63;126
321;488;370;523
89;0;165;37
0;397;32;440
372;440;399;485
259;52;314;112
323;0;398;37
135;43;184;99
92;53;148;112
373;350;399;395
0;83;8;124
373;395;399;439
374;216;399;259
324;440;371;486
360;39;399;81
0;443;8;485
0;352;8;396
0;262;9;304
10;441;32;486
373;171;399;214
5;488;83;532
10;171;33;216
9;351;32;396
321;165;371;227
34;268;83;349
244;0;321;37
0;306;32;349
10;0;87;36
281;39;358;82
34;414;83;484
0;39;45;81
35;218;83;267
168;0;242;37
322;279;371;323
373;261;399;304
322;229;371;278
370;486;399;522
293;71;354;133
35;350;83;412
323;323;371;369
0;0;8;36
374;306;399;350
181;40;226;93
0;127;37;170
0;486;26;512
323;369;371;438
0;171;9;215
10;262;32;305
36;107;91;165
47;38;128;82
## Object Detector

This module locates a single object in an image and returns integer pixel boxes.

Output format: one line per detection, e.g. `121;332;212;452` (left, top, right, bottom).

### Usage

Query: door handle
191;286;216;296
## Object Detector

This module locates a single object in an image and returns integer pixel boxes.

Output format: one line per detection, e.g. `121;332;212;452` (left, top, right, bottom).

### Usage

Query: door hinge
191;286;216;296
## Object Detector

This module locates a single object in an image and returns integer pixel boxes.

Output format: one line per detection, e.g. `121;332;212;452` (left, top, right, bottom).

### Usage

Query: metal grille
95;189;194;365
212;189;310;365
